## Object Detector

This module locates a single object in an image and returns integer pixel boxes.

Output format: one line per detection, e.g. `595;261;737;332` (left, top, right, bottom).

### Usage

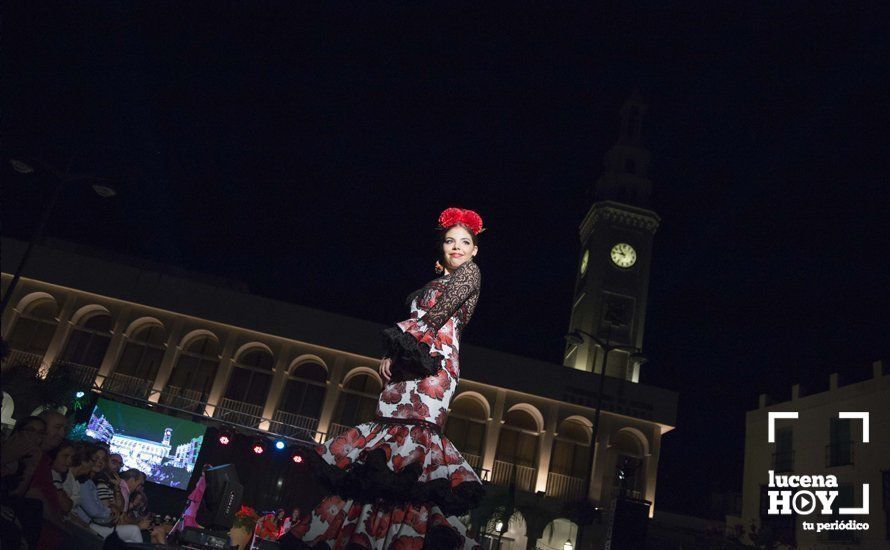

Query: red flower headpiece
436;207;485;235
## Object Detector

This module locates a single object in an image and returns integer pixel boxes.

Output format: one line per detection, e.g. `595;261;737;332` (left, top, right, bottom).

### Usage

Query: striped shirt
95;479;115;503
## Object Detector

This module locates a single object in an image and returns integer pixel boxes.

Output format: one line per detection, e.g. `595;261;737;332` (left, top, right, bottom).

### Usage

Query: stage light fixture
75;391;86;399
252;443;265;455
274;439;286;451
218;434;231;445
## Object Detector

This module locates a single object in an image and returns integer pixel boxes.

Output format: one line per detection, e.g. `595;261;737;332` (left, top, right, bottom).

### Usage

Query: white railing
491;460;537;492
159;385;207;412
462;452;482;470
546;471;586;500
6;350;44;374
216;398;264;428
102;372;153;399
55;360;99;387
271;410;320;440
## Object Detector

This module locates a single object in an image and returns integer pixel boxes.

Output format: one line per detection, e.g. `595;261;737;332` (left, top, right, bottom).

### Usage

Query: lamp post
564;328;647;501
1;158;118;316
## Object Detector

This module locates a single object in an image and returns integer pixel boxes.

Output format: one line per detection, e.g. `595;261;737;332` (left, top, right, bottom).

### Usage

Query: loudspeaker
608;496;649;548
196;464;244;530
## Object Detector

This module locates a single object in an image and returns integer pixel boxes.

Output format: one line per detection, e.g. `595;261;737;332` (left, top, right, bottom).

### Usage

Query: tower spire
594;92;652;207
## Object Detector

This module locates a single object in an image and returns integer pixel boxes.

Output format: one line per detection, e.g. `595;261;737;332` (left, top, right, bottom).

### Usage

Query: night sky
4;4;889;516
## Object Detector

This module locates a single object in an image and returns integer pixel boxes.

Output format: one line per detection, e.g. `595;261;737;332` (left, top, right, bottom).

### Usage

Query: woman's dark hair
71;441;99;467
12;416;46;435
120;468;146;482
47;439;75;461
436;224;479;268
437;223;479;246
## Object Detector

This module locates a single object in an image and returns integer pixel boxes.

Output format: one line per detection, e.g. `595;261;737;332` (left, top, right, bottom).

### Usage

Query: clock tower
564;93;661;382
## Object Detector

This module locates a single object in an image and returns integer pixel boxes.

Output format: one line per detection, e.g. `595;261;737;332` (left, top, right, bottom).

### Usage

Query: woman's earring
434;260;444;274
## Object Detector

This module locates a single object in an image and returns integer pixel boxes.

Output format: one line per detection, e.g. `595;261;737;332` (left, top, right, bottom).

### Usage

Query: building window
224;348;273;406
60;312;113;368
445;396;487;468
116;323;166;380
758;484;796;546
333;373;380;427
550;420;591;479
279;363;327;419
168;334;220;397
826;417;853;467
820;484;856;542
7;298;58;356
773;427;794;472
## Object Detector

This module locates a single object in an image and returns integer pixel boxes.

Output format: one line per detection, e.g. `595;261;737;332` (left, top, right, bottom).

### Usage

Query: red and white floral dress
282;260;484;550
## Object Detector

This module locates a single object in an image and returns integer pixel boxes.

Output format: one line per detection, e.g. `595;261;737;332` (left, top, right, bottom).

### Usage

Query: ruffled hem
278;508;468;550
381;325;444;382
306;445;484;517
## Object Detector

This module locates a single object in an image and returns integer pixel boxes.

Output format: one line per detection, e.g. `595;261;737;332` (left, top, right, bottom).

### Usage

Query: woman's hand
378;357;393;383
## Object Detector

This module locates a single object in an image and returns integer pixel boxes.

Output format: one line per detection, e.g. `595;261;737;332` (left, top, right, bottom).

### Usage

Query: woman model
281;207;486;549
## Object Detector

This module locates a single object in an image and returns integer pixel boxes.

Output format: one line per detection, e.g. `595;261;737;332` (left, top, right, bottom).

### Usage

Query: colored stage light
252;443;265;455
274;440;286;451
292;453;304;464
75;391;86;398
218;435;231;445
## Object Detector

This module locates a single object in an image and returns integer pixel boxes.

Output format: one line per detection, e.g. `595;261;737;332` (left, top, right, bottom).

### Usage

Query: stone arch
557;416;592;444
612;426;649;457
287;354;329;376
451;390;491;419
5;292;59;357
125;317;165;337
536;517;579;550
234;341;274;362
506;403;544;433
70;304;111;326
342;366;381;388
179;329;219;352
14;291;57;314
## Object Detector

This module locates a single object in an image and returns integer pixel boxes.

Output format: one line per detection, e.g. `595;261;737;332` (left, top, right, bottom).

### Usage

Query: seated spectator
48;440;76;515
117;469;145;514
0;416;46;549
95;453;125;515
21;410;70;548
62;441;103;518
71;445;143;543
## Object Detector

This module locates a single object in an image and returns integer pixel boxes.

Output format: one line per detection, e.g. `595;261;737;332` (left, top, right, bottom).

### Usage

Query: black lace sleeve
380;261;481;380
421;260;481;331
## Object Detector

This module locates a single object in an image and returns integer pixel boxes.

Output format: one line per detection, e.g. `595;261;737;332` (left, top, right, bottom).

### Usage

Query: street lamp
564;328;647;499
1;158;119;316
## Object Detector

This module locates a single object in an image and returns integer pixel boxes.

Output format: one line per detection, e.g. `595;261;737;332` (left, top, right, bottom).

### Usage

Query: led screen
86;398;206;489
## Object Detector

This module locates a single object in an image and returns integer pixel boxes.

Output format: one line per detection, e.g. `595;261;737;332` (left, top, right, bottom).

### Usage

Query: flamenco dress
281;260;485;549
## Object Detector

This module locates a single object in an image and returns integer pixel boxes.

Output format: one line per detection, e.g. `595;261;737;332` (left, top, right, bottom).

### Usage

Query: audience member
96;452;125;515
48;440;76;515
0;416;46;549
63;441;101;515
71;445;144;543
117;469;145;516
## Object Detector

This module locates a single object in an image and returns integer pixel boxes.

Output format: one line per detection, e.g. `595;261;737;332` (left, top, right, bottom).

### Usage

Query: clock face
610;242;637;268
580;250;589;275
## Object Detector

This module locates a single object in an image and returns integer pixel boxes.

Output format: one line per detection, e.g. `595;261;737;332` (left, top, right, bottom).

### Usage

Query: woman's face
52;446;75;473
441;225;477;272
92;450;107;474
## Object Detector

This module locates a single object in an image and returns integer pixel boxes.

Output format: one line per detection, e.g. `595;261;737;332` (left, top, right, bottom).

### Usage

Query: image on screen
85;398;206;489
